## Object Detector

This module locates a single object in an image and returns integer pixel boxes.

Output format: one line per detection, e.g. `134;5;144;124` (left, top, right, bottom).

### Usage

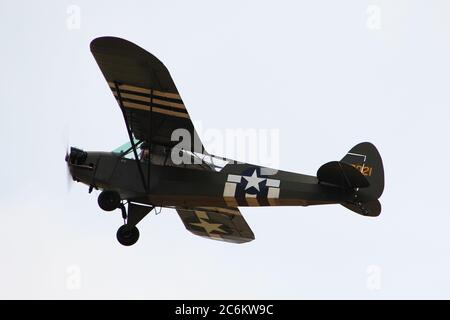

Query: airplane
66;36;385;246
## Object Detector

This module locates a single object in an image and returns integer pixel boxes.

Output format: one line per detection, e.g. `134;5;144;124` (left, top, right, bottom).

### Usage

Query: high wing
176;207;255;244
90;36;206;153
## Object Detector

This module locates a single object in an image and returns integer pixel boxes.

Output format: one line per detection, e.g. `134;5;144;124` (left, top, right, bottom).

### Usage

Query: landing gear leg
115;202;155;246
120;202;127;223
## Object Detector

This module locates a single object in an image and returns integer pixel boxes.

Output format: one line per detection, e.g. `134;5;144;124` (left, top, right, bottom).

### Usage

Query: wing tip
89;36;168;73
90;36;153;58
90;36;134;52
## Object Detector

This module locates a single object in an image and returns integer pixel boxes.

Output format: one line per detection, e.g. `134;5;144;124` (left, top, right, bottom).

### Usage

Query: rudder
341;142;384;201
340;142;384;217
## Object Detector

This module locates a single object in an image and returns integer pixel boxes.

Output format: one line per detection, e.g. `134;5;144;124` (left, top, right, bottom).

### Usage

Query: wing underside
176;207;255;244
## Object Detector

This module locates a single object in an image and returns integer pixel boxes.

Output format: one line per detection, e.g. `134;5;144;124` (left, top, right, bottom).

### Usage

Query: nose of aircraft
65;147;94;183
66;147;88;165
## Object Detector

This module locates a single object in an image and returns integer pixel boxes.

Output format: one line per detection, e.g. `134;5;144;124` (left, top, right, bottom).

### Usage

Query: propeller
63;122;74;192
65;145;74;191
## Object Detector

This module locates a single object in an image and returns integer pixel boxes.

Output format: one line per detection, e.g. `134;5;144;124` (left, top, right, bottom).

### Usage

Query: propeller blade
66;146;73;191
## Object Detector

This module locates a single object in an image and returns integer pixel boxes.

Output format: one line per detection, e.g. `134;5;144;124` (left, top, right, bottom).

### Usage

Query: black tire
98;190;120;211
116;225;140;246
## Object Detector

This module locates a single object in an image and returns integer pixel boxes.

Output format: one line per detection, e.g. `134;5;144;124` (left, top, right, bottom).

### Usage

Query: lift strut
114;81;148;192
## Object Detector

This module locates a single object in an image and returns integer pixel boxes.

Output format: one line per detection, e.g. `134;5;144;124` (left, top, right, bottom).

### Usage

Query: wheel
116;225;140;246
98;190;120;211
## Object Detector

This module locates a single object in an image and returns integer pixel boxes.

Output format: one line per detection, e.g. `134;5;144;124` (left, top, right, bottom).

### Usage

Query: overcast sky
1;0;450;299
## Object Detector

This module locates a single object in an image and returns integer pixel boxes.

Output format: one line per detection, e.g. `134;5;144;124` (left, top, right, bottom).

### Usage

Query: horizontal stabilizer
341;200;381;217
317;161;369;189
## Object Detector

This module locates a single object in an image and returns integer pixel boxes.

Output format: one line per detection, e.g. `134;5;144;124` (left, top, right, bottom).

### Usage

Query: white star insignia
243;169;266;191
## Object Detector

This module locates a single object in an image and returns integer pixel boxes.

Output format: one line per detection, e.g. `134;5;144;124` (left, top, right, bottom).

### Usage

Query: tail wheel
116;225;140;246
98;190;120;211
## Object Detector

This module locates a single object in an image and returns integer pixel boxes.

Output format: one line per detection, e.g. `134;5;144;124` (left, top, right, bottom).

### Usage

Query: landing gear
114;202;155;246
116;225;140;246
98;190;120;211
96;191;156;246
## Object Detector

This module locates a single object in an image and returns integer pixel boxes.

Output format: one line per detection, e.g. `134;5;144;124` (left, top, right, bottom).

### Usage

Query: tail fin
317;142;384;216
341;142;384;200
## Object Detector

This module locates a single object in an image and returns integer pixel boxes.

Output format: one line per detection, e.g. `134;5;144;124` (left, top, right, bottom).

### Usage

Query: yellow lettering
351;164;373;177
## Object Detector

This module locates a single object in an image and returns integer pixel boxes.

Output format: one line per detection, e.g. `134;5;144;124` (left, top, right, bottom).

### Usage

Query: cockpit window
112;141;231;171
181;150;231;172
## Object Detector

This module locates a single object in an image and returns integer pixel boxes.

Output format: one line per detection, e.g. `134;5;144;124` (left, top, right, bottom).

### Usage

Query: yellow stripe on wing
120;100;190;119
112;92;185;110
108;82;182;100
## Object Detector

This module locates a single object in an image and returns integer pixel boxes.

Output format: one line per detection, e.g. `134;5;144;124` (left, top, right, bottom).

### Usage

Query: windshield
112;141;133;154
112;139;142;159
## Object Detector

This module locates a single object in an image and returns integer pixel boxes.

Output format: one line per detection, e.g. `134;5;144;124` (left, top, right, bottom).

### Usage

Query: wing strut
147;89;153;191
114;82;148;192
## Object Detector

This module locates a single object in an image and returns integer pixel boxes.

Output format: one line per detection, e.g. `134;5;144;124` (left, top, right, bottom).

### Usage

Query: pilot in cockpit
139;142;150;162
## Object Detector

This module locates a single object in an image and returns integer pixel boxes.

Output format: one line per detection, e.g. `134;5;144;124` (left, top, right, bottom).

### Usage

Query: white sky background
1;0;450;299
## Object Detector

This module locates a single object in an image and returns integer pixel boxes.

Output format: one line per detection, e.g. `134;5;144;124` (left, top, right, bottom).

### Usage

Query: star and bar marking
223;168;281;206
